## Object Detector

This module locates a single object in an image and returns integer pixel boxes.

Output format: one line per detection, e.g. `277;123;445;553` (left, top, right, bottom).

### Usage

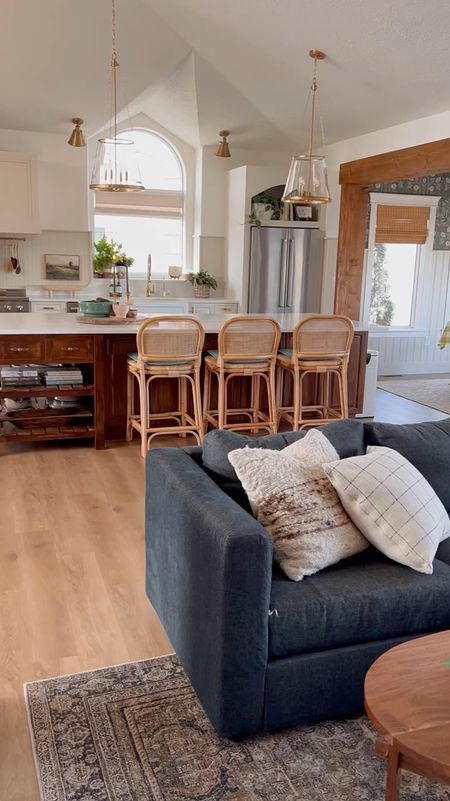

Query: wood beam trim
334;184;369;320
339;137;450;186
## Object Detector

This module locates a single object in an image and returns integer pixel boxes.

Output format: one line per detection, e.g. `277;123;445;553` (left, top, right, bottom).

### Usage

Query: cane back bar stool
277;314;354;431
203;315;281;434
127;316;205;456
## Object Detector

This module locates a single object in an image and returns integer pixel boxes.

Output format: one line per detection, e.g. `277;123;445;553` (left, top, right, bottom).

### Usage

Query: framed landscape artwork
44;254;81;281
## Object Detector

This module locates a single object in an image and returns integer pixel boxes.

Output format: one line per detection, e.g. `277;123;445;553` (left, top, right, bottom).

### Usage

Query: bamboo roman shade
94;190;183;219
375;204;430;244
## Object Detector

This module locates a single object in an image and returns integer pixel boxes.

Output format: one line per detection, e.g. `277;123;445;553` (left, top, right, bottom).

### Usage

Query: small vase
194;285;210;298
112;302;130;319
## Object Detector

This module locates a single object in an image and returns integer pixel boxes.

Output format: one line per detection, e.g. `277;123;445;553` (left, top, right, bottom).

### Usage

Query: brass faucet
146;253;154;296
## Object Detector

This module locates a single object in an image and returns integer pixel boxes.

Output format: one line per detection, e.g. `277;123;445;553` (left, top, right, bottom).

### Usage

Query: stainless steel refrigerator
247;226;323;313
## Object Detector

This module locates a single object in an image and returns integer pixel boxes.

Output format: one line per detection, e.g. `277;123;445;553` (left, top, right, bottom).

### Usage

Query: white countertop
0;312;365;335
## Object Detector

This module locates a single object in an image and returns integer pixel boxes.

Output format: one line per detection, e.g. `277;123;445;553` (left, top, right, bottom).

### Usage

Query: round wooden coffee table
365;631;450;800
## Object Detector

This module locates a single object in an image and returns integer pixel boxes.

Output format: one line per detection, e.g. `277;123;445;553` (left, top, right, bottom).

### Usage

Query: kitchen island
0;312;368;447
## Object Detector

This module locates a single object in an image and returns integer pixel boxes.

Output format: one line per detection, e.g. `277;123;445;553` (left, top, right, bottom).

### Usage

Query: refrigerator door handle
278;238;288;308
286;238;294;308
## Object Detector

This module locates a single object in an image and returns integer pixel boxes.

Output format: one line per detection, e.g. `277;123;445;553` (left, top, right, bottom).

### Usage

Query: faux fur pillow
283;428;340;465
228;448;368;581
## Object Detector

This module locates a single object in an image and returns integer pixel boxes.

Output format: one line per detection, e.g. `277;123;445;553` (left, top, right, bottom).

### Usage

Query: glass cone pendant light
90;0;144;192
283;50;331;205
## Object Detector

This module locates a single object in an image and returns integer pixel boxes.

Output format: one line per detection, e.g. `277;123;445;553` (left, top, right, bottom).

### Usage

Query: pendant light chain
308;54;319;160
111;0;117;60
111;0;118;175
314;91;327;151
313;56;327;151
88;0;146;191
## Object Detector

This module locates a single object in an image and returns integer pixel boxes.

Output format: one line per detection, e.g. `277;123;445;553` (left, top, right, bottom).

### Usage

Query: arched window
94;129;184;275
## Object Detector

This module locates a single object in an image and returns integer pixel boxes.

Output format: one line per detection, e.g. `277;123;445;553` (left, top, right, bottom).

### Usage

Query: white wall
0;122;297;300
322;108;450;375
324;108;450;239
0;231;91;290
369;251;450;374
198;145;290;237
226;163;296;308
197;147;291;292
0;128;91;289
0;128;89;232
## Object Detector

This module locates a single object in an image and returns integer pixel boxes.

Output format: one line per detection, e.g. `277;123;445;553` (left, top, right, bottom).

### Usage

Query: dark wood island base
0;328;367;448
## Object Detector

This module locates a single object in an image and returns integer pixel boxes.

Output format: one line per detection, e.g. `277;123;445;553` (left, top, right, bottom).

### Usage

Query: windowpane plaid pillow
323;446;450;574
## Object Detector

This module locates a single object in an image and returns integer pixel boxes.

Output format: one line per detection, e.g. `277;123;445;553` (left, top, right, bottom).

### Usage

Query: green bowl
79;300;113;317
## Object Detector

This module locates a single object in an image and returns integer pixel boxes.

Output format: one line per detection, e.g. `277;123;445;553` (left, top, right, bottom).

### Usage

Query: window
369;242;419;328
94;130;184;275
364;193;440;332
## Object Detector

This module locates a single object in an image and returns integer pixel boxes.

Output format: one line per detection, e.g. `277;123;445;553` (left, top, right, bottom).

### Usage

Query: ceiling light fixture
89;0;144;192
215;130;231;158
68;118;86;148
282;50;331;205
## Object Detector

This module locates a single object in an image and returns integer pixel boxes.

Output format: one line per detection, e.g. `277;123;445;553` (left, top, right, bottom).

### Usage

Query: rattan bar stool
127;316;205;456
203;315;281;434
277;314;354;431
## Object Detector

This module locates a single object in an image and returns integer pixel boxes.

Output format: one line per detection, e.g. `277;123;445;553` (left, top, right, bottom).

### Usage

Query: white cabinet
189;301;239;314
0;151;41;234
31;301;65;312
132;300;190;315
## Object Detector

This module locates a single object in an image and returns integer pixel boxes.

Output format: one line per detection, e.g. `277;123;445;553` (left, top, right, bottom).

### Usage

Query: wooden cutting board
76;315;138;325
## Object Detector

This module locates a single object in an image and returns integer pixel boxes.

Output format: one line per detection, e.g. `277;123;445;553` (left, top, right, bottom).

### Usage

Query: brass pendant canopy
89;0;144;192
215;130;231;158
68;118;86;148
283;50;331;205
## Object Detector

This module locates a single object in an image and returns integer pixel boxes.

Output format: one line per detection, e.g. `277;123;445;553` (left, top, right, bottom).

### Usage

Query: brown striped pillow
228;447;368;581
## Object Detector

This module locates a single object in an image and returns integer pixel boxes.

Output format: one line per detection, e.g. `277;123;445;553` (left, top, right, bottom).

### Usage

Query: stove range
0;288;30;312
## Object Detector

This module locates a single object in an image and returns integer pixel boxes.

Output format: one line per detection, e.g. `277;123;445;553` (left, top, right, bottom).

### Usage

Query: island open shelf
0;313;368;448
1;425;95;443
0;383;95;399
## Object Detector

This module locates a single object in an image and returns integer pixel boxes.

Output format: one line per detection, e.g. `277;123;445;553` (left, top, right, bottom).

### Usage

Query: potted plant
93;237;117;277
115;251;134;279
187;270;218;298
251;194;283;223
93;238;134;278
248;207;262;227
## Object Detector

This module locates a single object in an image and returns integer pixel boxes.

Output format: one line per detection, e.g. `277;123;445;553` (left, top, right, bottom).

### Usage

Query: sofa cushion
268;548;450;658
436;532;450;565
202;419;366;483
203;429;305;482
364;418;450;512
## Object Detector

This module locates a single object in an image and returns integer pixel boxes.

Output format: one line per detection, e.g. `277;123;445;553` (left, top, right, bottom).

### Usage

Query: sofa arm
145;447;273;737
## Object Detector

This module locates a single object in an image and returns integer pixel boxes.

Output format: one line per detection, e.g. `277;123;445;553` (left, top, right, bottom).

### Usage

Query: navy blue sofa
145;418;450;738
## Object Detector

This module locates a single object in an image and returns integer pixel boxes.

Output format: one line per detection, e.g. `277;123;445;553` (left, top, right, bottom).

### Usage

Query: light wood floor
0;437;179;801
0;392;448;801
373;387;448;423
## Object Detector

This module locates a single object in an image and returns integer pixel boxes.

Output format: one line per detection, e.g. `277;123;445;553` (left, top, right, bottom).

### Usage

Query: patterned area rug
25;654;450;801
378;378;450;414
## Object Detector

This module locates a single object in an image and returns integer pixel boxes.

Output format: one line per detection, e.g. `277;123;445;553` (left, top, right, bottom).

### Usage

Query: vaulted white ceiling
2;0;450;150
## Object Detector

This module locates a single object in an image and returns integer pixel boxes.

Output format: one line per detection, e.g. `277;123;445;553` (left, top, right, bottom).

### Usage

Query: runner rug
377;377;450;414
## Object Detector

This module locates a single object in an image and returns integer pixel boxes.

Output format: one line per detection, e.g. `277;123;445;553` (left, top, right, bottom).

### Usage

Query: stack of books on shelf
44;368;84;386
0;366;41;388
